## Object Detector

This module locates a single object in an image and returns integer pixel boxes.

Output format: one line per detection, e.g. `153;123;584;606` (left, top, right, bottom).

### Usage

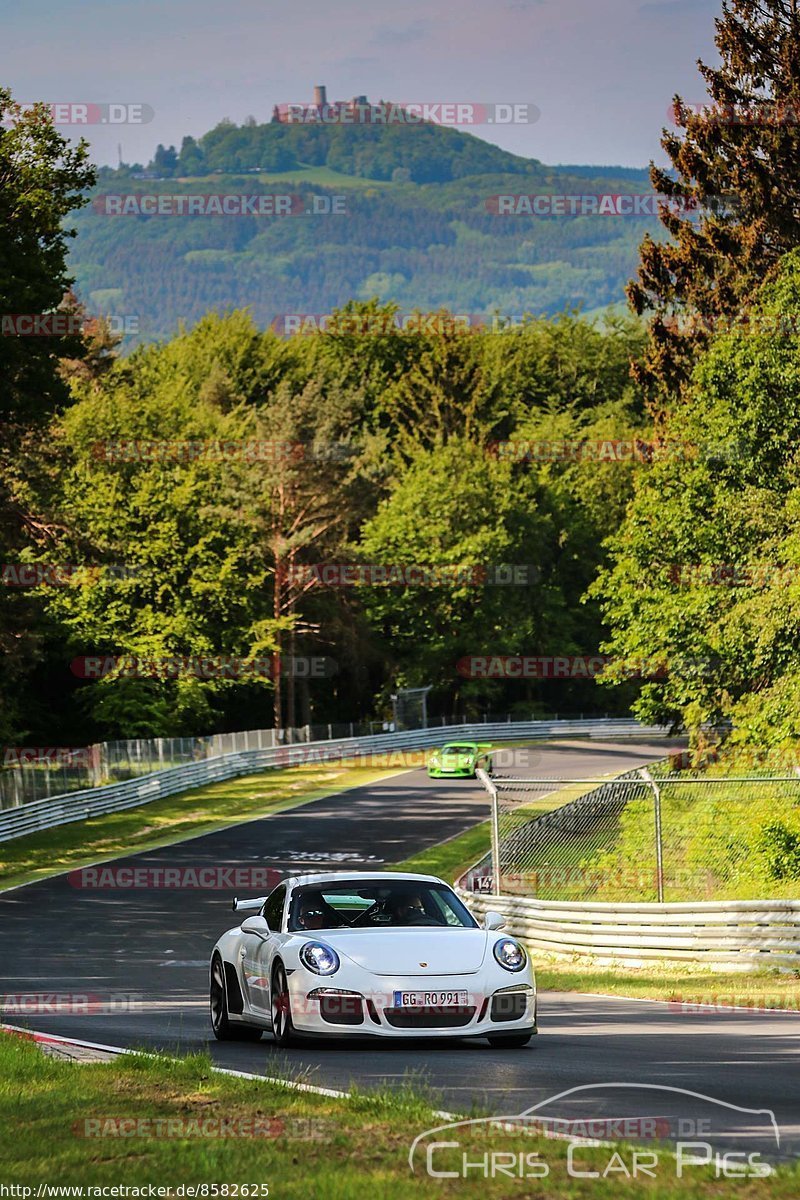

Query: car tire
487;1031;534;1048
271;961;296;1047
210;954;262;1041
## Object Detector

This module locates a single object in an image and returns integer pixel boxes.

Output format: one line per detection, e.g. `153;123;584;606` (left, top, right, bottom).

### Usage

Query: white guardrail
0;717;667;844
457;889;800;970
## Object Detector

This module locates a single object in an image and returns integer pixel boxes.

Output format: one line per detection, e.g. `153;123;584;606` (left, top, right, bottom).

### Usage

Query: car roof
285;870;446;890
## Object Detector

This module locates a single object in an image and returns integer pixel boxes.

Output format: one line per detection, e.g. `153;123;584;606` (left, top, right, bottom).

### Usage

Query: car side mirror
240;914;271;938
484;911;505;931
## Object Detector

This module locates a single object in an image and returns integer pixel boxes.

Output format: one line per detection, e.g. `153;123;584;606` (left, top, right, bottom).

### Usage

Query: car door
241;884;286;1016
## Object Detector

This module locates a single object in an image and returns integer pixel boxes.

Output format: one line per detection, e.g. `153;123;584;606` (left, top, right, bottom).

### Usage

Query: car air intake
318;994;364;1026
384;1005;476;1029
490;992;528;1022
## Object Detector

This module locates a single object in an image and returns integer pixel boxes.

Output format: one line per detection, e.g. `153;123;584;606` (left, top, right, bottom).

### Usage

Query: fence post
640;767;664;902
489;778;502;897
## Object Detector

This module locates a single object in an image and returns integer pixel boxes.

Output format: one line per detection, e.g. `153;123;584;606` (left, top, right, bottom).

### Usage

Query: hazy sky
1;0;722;168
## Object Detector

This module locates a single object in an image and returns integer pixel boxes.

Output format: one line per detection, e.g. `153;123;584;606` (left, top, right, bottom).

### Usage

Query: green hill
69;117;662;343
147;113;544;183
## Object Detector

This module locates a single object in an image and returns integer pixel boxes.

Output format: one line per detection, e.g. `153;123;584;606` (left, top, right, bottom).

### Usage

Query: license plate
393;990;469;1007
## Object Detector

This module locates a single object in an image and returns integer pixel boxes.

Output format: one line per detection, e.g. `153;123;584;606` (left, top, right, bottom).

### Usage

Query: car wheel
271;961;296;1047
487;1031;534;1048
210;954;262;1041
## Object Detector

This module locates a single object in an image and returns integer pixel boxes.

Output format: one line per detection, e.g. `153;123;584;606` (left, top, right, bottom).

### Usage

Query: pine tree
629;0;800;402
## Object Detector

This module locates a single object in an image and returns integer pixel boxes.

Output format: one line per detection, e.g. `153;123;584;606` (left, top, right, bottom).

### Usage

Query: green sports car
427;741;493;779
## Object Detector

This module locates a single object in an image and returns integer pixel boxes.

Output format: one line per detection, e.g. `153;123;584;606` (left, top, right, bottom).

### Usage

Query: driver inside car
296;899;327;930
389;893;428;925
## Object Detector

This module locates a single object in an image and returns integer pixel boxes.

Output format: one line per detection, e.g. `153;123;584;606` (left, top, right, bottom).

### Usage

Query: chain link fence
0;738;210;809
467;764;800;903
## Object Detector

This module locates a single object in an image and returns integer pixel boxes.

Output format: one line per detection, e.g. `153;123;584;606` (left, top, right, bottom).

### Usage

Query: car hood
323;929;489;976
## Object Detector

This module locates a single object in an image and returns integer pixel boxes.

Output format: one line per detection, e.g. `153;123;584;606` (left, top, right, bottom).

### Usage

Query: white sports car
209;871;536;1047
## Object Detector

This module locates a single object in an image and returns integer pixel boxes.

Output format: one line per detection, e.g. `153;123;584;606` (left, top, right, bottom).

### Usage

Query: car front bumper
286;967;537;1039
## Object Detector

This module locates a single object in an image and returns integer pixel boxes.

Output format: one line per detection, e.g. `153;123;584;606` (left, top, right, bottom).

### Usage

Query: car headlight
493;937;527;973
299;941;340;976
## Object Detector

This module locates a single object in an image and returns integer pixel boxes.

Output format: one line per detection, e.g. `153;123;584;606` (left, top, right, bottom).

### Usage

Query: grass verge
393;819;492;883
1;1032;796;1196
536;960;800;1009
0;764;402;894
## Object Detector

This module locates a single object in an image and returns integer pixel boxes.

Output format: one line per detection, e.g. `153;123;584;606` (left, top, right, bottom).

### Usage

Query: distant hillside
69;117;666;343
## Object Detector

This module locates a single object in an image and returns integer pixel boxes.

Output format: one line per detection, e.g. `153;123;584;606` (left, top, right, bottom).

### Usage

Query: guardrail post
640;768;664;902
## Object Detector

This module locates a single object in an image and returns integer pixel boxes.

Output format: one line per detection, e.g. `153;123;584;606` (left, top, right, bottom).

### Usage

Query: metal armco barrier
0;717;668;843
458;888;800;970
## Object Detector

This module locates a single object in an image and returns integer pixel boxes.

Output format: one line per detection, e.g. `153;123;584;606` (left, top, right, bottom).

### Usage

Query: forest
4;0;800;751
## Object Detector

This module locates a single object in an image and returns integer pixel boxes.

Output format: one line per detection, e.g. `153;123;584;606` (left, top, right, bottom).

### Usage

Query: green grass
585;772;800;902
536;961;800;1009
2;1032;797;1196
394;820;493;883
0;763;403;894
177;165;394;189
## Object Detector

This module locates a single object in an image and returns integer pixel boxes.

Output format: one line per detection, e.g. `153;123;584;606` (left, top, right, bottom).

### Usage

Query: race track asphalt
1;738;798;1162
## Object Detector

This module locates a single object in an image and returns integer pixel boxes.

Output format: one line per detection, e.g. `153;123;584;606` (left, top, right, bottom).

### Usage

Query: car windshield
442;744;475;753
288;880;478;931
